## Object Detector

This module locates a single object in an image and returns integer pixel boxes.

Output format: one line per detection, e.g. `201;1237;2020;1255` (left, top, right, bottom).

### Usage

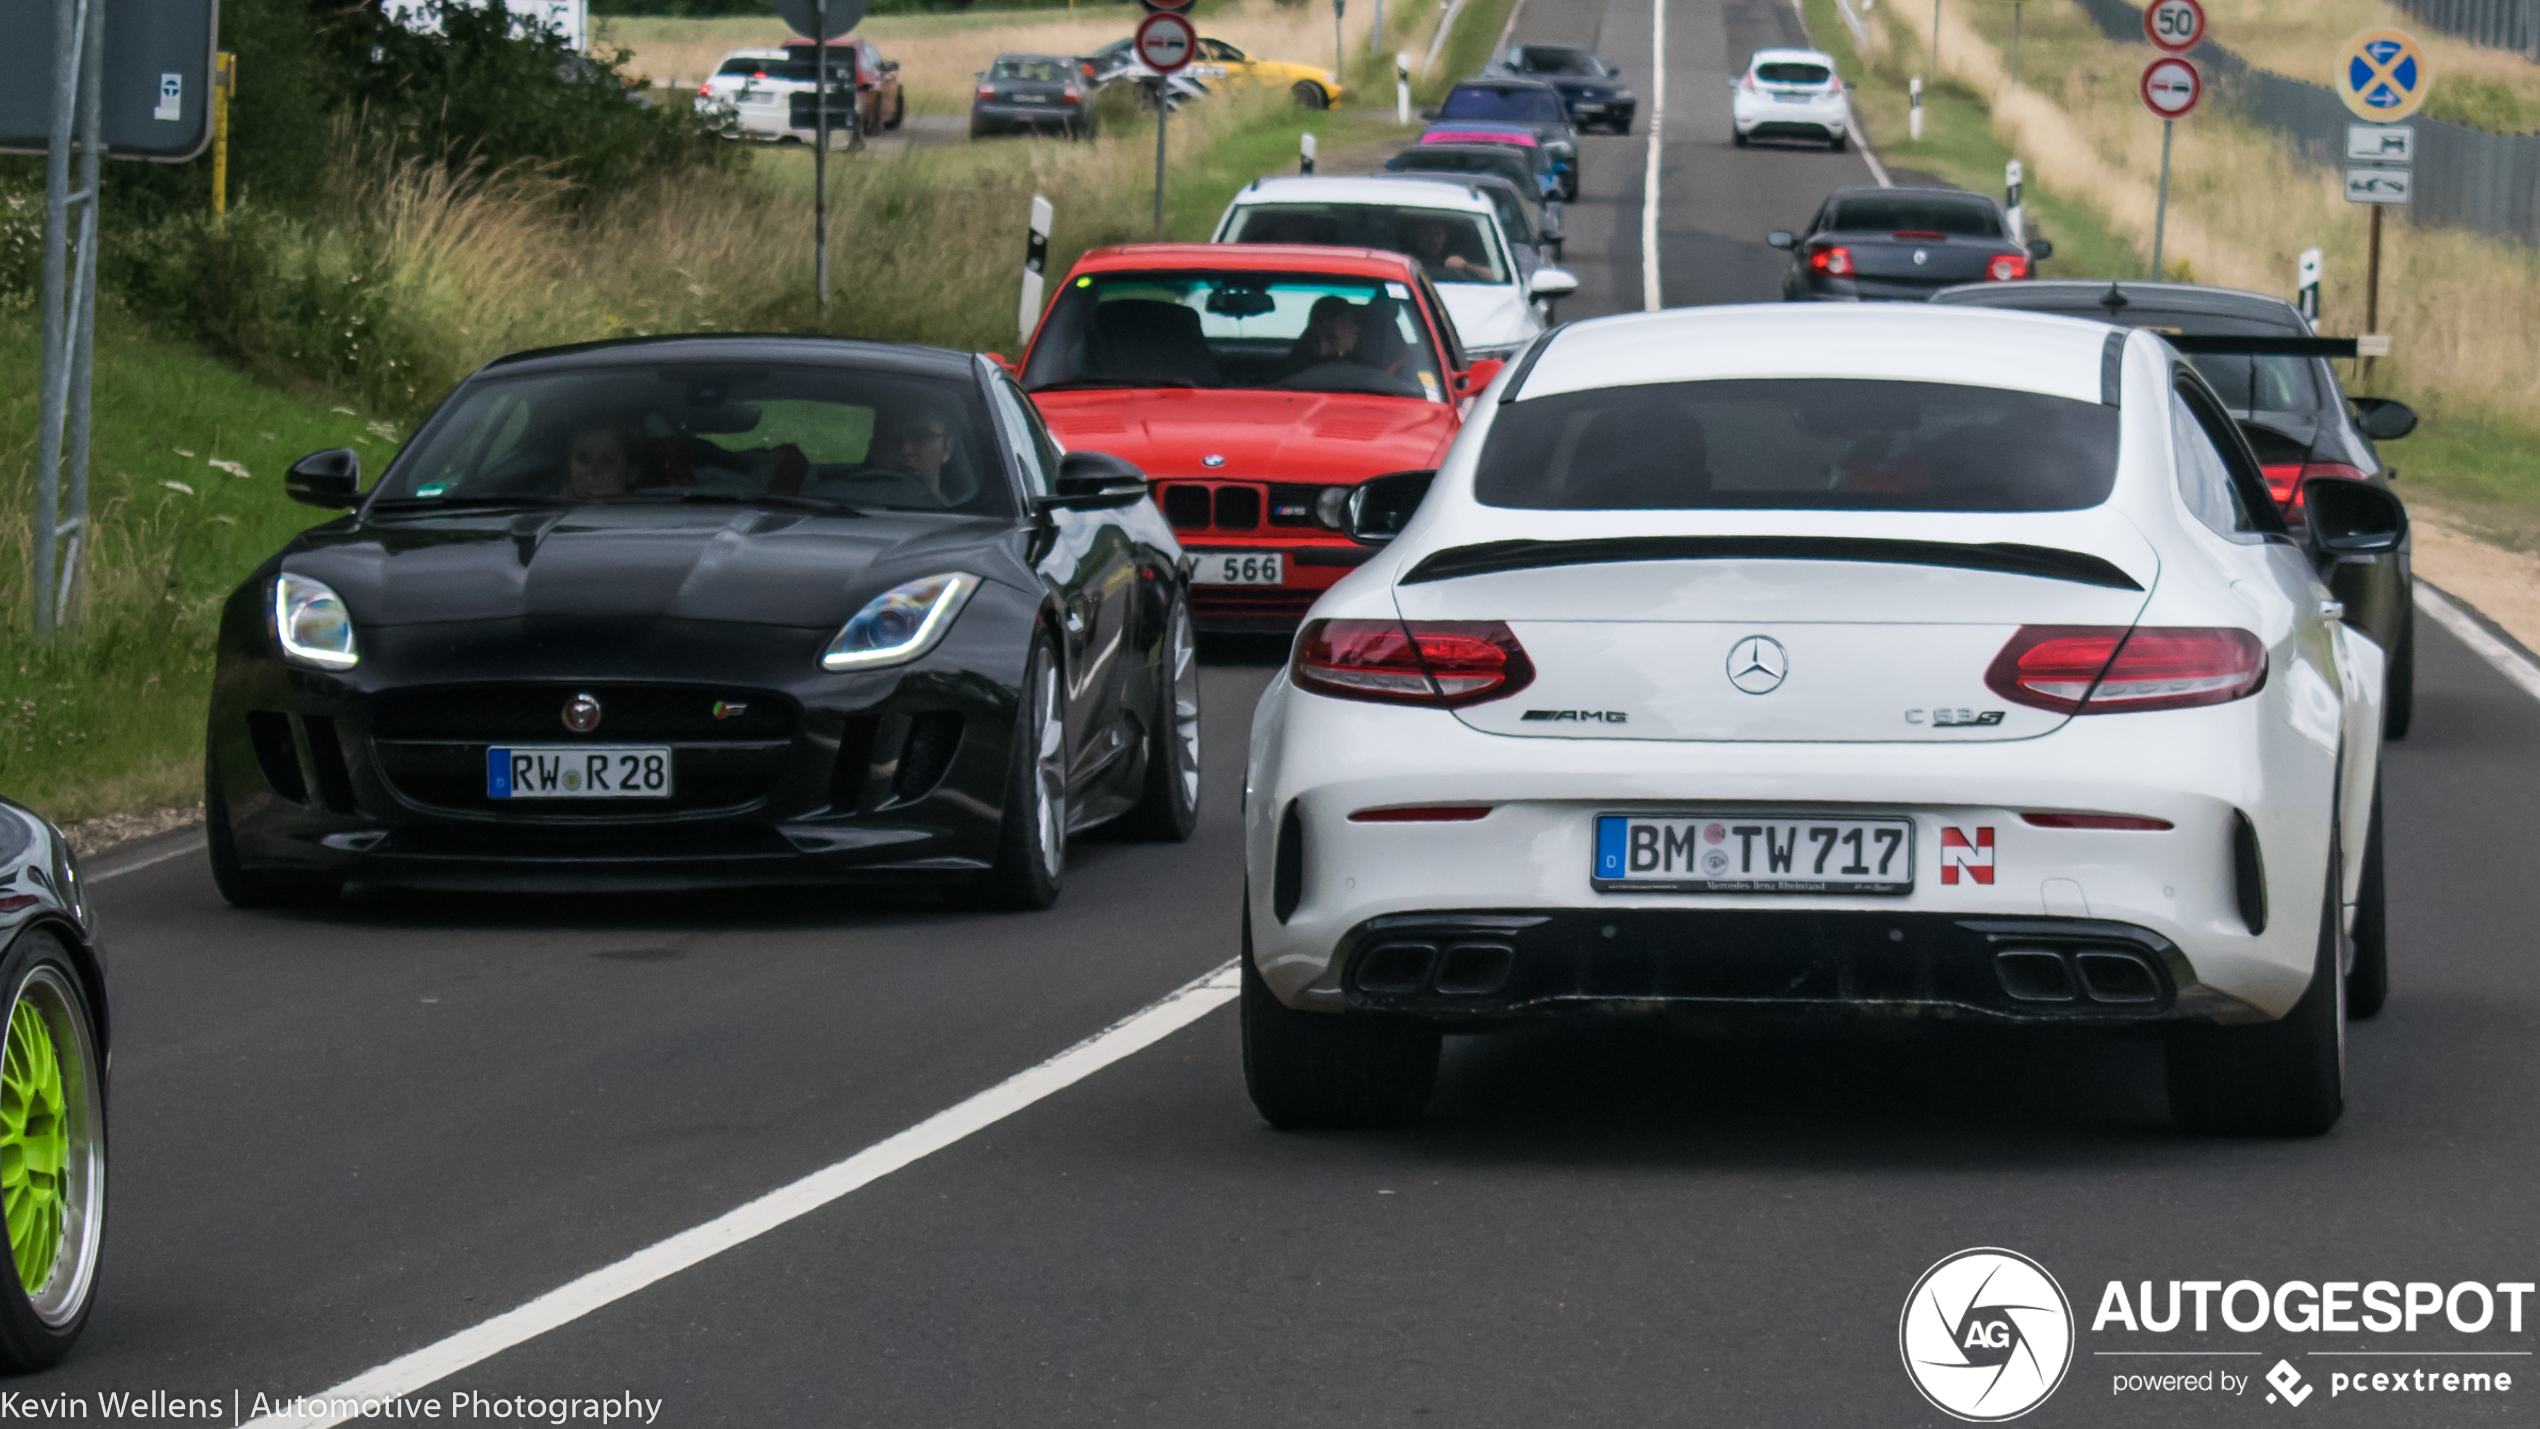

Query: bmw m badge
562;692;603;733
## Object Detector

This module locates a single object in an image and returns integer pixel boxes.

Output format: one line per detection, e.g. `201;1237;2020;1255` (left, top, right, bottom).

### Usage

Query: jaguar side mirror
2350;396;2418;441
286;448;363;509
2303;476;2407;557
1041;450;1149;512
1345;469;1437;545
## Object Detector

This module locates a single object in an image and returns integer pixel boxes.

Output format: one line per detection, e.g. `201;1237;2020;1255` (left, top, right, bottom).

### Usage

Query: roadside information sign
2345;167;2413;204
2335;28;2431;122
2144;0;2206;55
2140;56;2202;119
1135;11;1197;73
2347;123;2415;162
0;0;217;159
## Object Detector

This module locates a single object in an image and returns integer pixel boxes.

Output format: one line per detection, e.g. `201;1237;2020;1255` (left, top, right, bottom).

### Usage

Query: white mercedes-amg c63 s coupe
1239;304;2407;1137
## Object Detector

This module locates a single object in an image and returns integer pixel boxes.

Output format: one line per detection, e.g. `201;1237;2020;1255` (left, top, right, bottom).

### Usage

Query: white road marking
2414;580;2540;706
1641;0;1666;311
247;959;1245;1429
1854;126;1893;187
88;835;205;882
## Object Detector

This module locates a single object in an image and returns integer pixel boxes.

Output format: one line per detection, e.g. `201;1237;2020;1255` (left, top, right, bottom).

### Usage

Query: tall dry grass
1862;0;2540;429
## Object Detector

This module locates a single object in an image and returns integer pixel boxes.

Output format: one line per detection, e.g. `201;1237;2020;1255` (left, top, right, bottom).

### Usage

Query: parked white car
1730;46;1853;150
1239;304;2406;1137
1212;176;1576;359
700;48;799;139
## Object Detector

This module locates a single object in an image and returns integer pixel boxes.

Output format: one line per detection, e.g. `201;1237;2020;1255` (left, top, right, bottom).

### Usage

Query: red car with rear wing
1018;243;1500;632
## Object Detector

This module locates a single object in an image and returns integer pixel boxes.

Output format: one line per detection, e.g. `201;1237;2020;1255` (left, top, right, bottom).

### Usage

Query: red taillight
1740;72;1756;91
978;86;998;100
1293;619;1535;708
1349;805;1495;822
1062;85;1083;101
1987;625;2267;714
1808;244;1853;276
1985;252;2030;281
699;82;712;97
2263;460;2366;511
2021;812;2175;831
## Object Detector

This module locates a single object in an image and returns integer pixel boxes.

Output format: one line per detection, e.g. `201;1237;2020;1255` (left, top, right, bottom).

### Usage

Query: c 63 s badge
1522;710;1628;723
1909;708;2005;727
1901;1247;2074;1421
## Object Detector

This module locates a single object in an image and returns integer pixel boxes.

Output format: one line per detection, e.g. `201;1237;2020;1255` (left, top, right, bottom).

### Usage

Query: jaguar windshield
1022;272;1450;401
381;364;1010;515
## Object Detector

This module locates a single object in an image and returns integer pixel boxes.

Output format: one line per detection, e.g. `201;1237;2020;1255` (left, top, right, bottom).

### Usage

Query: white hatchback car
1240;305;2406;1137
700;49;799;140
1213;175;1577;359
1731;47;1853;150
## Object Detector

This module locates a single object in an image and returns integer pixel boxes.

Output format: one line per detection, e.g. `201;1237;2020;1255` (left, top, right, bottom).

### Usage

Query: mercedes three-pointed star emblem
1726;636;1789;695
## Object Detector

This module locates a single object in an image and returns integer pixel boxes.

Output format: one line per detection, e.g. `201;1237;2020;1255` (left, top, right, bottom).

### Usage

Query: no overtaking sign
1135;12;1196;73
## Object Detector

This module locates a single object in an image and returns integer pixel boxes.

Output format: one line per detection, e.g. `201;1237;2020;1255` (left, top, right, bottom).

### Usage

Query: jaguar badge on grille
561;692;603;733
712;700;748;720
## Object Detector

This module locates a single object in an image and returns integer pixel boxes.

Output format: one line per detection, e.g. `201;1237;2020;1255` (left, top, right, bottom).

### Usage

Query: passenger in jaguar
565;419;640;498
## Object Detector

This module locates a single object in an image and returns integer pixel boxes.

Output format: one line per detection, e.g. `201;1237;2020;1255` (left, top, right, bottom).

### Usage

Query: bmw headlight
273;573;358;670
820;573;979;671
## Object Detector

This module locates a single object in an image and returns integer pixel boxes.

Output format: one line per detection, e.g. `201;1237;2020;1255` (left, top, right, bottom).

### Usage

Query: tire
2165;830;2346;1136
204;742;341;910
1291;80;1329;110
1122;593;1201;842
1829;132;1849;152
884;94;905;131
1561;172;1580;201
2347;777;2388;1018
2383;599;2415;740
0;929;105;1372
967;635;1066;911
1733;130;1750;148
1240;901;1438;1129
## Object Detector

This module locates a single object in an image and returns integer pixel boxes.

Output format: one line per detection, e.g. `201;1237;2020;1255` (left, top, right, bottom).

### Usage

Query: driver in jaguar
866;403;958;495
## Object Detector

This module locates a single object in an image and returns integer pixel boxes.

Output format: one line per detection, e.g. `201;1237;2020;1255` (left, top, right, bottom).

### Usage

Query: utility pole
815;0;830;331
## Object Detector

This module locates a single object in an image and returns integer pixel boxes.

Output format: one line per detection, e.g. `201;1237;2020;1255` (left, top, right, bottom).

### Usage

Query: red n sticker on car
1940;827;1995;884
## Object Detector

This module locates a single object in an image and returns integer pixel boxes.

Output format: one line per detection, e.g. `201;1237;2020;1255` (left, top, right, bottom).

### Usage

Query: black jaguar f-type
206;336;1201;908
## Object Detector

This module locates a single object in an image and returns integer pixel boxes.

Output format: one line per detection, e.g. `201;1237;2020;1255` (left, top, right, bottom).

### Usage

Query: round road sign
1135;11;1198;73
774;0;866;41
2336;27;2432;122
2140;56;2202;119
2144;0;2205;54
1141;0;1193;12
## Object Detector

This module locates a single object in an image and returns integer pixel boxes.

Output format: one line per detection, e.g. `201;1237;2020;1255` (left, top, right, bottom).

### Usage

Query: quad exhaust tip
1995;947;2161;1005
1357;940;1517;996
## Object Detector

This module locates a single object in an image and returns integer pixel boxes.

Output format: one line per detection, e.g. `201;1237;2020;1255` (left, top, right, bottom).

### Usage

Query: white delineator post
1300;132;1316;174
2297;246;2322;321
2004;158;2024;245
1019;194;1052;348
1908;75;1923;140
1396;51;1411;124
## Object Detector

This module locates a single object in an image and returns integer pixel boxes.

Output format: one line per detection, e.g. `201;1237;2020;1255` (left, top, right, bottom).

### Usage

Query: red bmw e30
1018;243;1501;631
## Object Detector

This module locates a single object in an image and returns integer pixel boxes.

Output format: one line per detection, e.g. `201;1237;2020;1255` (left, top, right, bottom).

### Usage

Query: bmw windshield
1022;272;1450;401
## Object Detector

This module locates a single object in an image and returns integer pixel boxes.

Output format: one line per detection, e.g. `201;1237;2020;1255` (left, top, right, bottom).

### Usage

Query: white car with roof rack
1212;175;1577;360
1238;303;2404;1138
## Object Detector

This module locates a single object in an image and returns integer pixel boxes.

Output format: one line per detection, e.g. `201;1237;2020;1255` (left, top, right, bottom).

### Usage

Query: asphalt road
24;0;2540;1423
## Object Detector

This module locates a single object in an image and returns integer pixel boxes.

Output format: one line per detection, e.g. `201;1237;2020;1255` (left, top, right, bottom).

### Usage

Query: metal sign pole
815;0;830;331
62;0;101;628
1333;0;1345;90
2363;203;2382;381
1153;79;1168;233
2148;117;2173;279
2009;1;2022;85
33;0;101;637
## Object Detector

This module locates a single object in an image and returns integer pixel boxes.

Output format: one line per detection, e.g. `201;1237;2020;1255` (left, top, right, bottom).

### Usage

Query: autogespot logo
1901;1248;2077;1422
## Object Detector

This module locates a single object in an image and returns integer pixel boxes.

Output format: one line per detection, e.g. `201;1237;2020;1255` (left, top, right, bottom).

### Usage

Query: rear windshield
1828;194;2002;237
1390;149;1533;188
1475;378;2121;512
1022;271;1448;401
1516;47;1599;75
1442;86;1564;123
990;57;1070;82
1756;62;1833;83
715;57;773;76
1222;202;1509;285
384;365;1010;516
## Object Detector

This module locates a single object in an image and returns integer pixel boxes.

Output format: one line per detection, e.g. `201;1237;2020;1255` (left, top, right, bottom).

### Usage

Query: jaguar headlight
820;573;978;671
273;573;359;670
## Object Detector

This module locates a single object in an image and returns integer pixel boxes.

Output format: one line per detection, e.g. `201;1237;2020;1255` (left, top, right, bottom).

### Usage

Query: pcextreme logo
1902;1248;2077;1421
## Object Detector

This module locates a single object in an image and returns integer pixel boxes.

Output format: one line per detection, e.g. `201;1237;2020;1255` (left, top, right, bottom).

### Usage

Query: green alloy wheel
0;935;105;1371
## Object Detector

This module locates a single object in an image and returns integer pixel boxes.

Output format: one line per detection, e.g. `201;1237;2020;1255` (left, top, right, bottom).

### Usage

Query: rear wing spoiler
2162;334;2359;359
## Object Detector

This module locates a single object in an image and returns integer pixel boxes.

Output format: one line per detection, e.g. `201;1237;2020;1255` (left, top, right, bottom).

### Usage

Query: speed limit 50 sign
2145;0;2206;54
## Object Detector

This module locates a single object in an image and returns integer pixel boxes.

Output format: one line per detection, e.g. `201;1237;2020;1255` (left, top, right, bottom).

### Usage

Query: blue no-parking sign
2336;27;2432;122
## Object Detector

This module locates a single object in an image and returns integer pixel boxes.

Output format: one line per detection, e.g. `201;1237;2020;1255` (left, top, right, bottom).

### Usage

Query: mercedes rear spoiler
2162;335;2359;358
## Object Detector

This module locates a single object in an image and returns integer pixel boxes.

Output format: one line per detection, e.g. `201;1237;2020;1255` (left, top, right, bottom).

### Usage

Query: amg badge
1522;710;1628;723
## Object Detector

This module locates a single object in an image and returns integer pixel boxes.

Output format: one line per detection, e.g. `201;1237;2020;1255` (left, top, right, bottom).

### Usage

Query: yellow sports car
1189;37;1344;108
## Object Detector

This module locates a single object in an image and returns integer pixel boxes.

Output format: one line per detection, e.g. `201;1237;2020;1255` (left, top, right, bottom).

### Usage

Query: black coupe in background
208;336;1200;908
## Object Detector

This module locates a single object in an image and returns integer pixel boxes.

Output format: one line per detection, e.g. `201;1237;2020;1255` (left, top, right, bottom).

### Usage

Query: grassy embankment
1835;0;2540;545
0;2;1476;828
